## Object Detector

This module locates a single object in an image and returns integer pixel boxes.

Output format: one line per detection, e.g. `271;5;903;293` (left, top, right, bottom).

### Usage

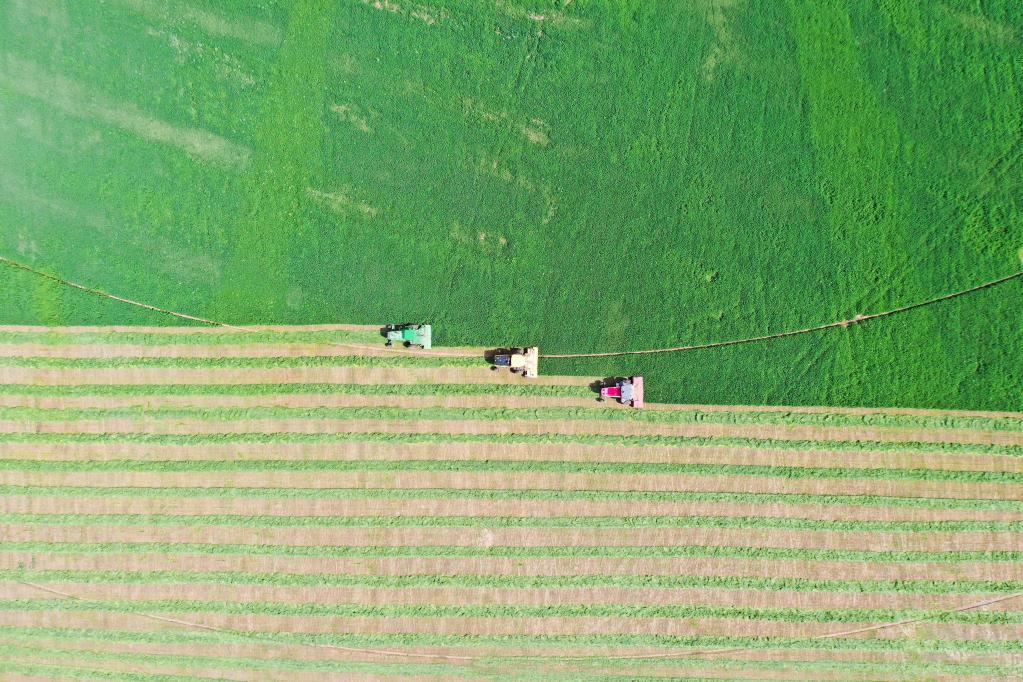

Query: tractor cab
491;347;539;378
599;376;644;407
384;323;432;349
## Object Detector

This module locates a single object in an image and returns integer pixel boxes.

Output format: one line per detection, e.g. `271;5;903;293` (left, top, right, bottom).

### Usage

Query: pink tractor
598;376;644;408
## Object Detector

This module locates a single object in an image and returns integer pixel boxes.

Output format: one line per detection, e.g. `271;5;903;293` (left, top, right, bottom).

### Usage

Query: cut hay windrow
7;491;1023;523
5;540;1022;564
2;551;1021;582
4;468;1022;501
2;439;1020;477
1;329;1018;673
4;523;1021;553
2;412;1020;447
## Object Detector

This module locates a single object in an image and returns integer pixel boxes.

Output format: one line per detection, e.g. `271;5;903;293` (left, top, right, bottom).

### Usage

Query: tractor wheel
596;397;604;402
403;341;411;348
385;340;392;347
490;366;499;371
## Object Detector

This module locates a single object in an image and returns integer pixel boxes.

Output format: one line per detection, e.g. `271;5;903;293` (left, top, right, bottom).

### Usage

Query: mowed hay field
0;326;1021;680
1;1;1022;410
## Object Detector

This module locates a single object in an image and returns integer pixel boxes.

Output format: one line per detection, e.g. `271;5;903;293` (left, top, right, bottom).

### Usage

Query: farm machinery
490;347;540;378
598;376;644;407
384;323;432;349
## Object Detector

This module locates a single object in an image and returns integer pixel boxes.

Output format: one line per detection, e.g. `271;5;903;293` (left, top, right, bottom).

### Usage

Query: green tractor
384;323;432;349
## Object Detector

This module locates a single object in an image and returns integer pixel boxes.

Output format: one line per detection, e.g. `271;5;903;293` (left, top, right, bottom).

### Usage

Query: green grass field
1;0;1021;409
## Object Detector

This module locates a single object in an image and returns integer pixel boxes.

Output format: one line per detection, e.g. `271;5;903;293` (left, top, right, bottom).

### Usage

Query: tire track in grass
3;469;1022;500
2;526;1020;554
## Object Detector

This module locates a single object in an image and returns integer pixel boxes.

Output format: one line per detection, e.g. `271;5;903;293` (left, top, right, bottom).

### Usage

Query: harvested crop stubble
17;525;1022;556
5;493;1023;523
4;469;1021;500
3;542;1022;572
5;416;1020;447
0;325;381;334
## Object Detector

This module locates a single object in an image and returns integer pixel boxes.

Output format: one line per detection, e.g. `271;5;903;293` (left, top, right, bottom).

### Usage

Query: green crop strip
4;540;1022;563
0;622;1019;656
3;401;1021;433
2;457;1020;485
4;598;1023;625
0;354;480;369
3;569;1020;595
2;484;1019;512
0;382;594;398
3;511;1021;532
0;660;196;682
4;430;1019;459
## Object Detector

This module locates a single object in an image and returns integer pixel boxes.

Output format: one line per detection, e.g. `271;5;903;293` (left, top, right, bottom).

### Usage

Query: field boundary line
12;579;1023;663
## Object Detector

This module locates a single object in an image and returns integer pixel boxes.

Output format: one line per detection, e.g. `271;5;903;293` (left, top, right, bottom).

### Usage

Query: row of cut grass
0;330;384;346
3;570;1023;595
2;635;1017;681
3;402;1021;433
0;355;480;369
1;484;1019;512
5;540;1019;563
3;431;1017;458
3;511;1022;532
2;457;1019;484
5;598;1023;624
0;382;595;398
0;621;1020;655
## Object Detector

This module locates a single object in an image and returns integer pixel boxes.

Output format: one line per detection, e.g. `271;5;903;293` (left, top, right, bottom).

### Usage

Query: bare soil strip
4;470;1020;501
0;609;1016;640
2;582;1017;612
0;343;486;359
4;493;1021;523
5;415;1019;447
0;367;590;386
2;439;1016;477
3;527;1020;558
